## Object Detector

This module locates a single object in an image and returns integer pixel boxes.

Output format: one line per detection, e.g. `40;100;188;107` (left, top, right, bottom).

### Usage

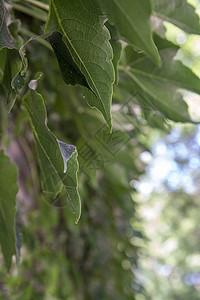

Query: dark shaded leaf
0;47;25;112
46;31;92;90
0;150;18;271
0;84;7;147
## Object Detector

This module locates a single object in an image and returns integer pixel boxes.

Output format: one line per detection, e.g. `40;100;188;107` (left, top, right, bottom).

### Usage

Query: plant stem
19;28;52;50
25;0;49;11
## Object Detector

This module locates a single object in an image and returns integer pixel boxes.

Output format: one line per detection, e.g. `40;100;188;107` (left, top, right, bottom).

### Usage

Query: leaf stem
118;65;126;72
19;28;52;50
25;0;49;11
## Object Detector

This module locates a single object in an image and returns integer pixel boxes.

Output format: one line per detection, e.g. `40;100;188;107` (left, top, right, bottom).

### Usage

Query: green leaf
8;19;24;50
136;94;170;131
46;31;92;90
0;48;25;112
45;0;114;129
96;0;161;66
22;89;81;222
0;85;7;147
153;0;200;34
106;22;122;84
121;45;200;122
0;0;13;49
0;1;25;111
0;150;18;271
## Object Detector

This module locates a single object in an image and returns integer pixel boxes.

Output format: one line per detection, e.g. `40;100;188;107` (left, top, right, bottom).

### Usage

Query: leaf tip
74;204;81;224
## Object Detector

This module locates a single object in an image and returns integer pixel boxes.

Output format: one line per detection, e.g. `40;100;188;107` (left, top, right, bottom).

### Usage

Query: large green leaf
0;0;13;49
22;89;81;222
96;0;160;66
45;0;114;128
153;0;200;34
120;44;200;122
0;150;18;271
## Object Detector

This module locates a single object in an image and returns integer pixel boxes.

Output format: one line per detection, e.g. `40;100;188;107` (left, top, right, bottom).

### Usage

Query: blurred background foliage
134;1;200;298
0;0;200;299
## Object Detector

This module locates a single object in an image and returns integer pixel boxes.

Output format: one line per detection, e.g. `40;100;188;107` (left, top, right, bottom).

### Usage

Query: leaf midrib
154;12;198;33
124;68;180;115
51;1;109;119
24;98;79;214
130;68;200;93
112;0;154;55
24;102;64;193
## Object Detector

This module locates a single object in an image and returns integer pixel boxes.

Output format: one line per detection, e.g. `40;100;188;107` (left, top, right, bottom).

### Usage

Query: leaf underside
45;0;114;128
23;89;81;222
97;0;161;65
46;31;92;90
122;43;200;123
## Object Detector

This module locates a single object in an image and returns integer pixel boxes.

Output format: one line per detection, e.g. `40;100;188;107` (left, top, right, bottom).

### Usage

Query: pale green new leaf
0;150;18;271
45;0;114;128
121;45;200;122
22;89;81;222
96;0;160;65
153;0;200;34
